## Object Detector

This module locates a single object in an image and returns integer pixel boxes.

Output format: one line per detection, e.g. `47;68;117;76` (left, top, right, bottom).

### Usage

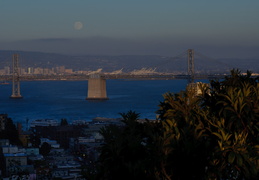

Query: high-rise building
27;67;34;74
4;66;10;75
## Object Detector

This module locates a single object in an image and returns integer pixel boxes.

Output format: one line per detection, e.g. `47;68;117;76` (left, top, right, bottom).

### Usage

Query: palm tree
98;111;155;180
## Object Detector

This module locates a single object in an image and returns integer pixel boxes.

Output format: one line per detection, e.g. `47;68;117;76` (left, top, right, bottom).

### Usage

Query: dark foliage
39;142;51;156
0;117;21;146
60;118;68;126
85;70;259;180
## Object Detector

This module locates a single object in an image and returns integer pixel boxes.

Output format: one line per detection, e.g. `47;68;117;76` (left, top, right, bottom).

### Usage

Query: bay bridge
104;49;231;81
0;49;232;99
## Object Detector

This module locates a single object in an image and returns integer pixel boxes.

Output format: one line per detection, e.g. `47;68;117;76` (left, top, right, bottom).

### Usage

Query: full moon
74;21;83;30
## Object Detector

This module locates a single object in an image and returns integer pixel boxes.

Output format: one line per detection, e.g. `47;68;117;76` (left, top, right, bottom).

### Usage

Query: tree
29;128;41;147
39;142;51;156
95;69;259;179
97;111;157;180
201;69;259;179
60;118;68;126
0;117;21;146
156;90;211;179
155;69;259;179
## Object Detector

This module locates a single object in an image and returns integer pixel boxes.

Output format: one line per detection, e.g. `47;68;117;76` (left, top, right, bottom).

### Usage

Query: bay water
0;79;189;125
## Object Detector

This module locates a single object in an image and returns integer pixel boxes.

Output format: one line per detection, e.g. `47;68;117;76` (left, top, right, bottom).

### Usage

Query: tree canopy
95;70;259;180
0;117;21;146
60;118;68;126
39;142;51;156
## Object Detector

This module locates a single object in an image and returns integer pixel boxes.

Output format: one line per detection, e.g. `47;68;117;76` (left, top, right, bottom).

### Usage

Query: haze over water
1;1;258;58
0;79;191;125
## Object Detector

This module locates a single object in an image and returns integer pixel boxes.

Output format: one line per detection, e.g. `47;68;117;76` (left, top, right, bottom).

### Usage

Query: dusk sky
0;0;258;58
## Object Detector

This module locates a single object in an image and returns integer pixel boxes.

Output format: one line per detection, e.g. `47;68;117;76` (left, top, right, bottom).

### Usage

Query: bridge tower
187;49;195;83
10;54;22;99
86;74;108;100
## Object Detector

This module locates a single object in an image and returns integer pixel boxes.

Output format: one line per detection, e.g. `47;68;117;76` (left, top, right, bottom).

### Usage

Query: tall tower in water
187;49;195;83
10;54;22;99
86;74;108;100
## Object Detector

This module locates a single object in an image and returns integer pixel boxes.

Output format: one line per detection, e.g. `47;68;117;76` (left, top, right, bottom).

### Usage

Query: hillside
0;50;258;74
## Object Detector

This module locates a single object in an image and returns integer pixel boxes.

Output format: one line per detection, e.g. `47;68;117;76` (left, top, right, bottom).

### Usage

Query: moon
74;21;83;30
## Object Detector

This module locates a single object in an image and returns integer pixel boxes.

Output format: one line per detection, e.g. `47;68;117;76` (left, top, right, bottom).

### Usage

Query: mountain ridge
1;50;258;74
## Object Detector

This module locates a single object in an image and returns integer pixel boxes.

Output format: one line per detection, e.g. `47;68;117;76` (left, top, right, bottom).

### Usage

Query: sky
0;0;259;58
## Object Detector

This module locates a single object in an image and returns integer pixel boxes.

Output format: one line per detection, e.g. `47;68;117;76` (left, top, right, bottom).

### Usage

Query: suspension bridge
110;49;231;81
0;49;232;99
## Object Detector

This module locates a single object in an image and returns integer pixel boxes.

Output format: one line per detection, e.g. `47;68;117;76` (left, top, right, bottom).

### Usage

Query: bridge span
0;74;226;81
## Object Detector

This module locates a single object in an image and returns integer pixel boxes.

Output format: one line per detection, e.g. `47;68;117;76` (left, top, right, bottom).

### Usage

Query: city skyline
0;1;259;58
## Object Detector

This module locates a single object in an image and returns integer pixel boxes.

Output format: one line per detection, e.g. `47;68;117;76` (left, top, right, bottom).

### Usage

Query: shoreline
0;74;227;82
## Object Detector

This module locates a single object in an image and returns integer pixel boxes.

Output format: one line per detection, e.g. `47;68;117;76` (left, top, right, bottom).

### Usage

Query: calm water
0;79;189;124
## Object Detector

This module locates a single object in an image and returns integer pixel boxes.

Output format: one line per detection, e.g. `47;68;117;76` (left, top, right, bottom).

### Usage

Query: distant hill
0;50;258;74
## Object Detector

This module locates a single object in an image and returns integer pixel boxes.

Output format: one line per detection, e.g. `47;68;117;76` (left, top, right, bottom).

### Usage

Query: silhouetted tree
0;117;21;145
60;118;68;126
29;128;41;148
39;142;51;156
156;69;259;179
95;70;259;180
97;111;157;180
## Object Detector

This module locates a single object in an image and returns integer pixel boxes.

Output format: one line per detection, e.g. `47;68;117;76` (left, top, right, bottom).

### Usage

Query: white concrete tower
86;74;108;100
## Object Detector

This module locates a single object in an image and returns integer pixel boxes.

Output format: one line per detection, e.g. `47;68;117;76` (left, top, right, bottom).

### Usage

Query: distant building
4;66;10;75
33;67;44;74
40;138;60;149
17;123;31;147
0;139;9;146
43;68;50;75
1;145;32;177
0;69;5;74
26;148;39;156
20;68;26;75
65;69;73;74
27;67;34;74
2;145;19;154
32;125;85;148
4;153;28;176
56;66;65;74
30;119;59;128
